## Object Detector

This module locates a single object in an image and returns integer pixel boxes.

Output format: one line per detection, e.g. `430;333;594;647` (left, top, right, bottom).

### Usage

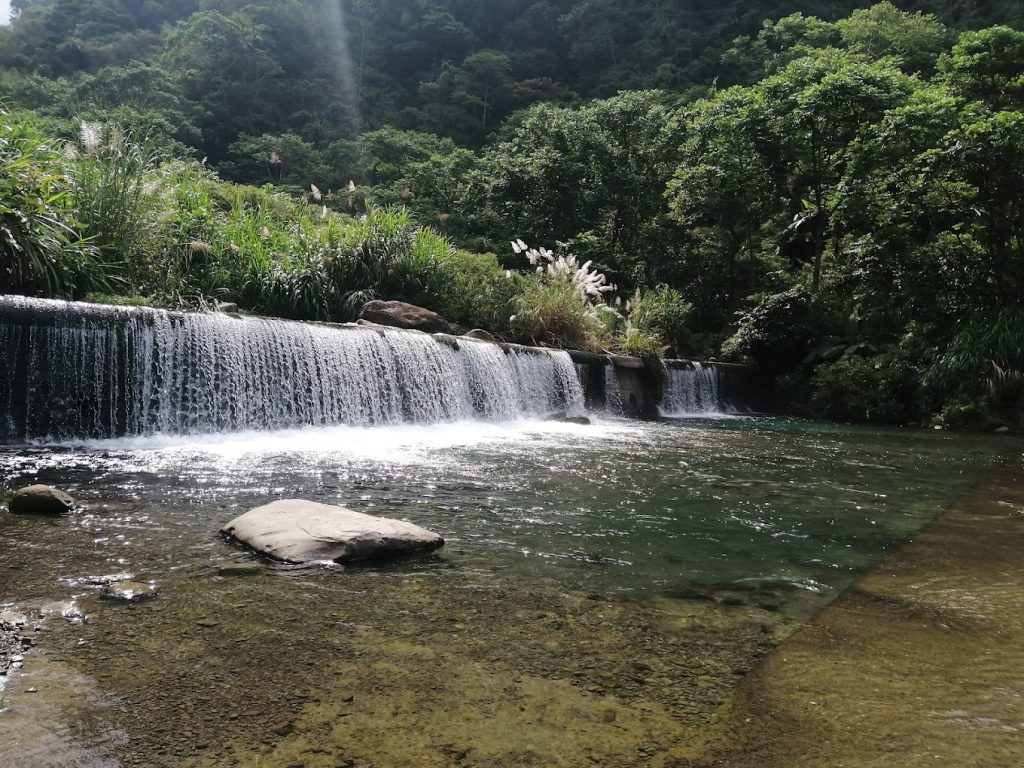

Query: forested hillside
2;0;1024;429
3;1;1024;154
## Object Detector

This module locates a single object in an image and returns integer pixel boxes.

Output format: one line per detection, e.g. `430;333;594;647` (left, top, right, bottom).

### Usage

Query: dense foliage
2;1;1024;428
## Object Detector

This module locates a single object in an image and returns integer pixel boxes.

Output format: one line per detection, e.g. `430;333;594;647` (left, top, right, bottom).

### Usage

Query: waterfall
660;363;721;416
604;364;623;416
0;297;585;441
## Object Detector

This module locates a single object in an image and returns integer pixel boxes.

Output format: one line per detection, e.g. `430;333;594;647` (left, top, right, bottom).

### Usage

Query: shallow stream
0;416;1015;766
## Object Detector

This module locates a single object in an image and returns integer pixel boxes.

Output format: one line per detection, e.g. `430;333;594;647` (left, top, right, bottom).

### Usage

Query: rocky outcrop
8;485;76;515
221;500;445;564
358;300;451;334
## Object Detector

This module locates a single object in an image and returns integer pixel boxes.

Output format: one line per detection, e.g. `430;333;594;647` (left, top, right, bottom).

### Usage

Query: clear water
0;416;1015;767
0;417;1009;601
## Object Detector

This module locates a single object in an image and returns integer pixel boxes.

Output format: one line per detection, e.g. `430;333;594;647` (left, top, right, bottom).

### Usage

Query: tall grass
69;122;164;289
0;110;106;297
510;279;613;351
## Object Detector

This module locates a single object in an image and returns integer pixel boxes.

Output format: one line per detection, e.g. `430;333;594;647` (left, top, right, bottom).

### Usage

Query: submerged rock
358;300;451;334
8;485;76;515
39;599;87;622
463;328;498;342
432;333;460;351
101;581;160;603
221;500;444;564
216;561;264;577
545;411;592;425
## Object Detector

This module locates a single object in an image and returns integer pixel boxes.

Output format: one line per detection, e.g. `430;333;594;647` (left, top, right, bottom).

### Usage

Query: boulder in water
221;500;445;564
101;581;160;603
8;485;76;515
358;300;450;334
545;411;592;425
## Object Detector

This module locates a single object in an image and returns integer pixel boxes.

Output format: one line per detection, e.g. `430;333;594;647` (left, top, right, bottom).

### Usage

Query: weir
0;296;583;441
660;362;720;416
0;296;761;442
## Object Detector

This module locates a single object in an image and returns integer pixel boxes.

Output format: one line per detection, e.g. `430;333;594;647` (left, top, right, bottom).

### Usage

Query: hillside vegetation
2;0;1024;428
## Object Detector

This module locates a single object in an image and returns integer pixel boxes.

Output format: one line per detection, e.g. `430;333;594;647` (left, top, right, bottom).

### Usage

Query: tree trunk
811;213;826;294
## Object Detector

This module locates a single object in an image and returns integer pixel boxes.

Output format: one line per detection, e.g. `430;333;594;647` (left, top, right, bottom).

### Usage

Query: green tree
667;85;785;309
721;12;840;83
761;51;914;292
420;50;517;142
939;26;1024;109
162;10;282;158
222;133;329;188
355;127;476;229
474;91;679;285
836;2;949;74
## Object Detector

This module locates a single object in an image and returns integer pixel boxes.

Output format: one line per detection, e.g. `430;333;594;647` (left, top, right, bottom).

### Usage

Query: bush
925;309;1024;401
930;398;999;431
628;285;692;356
84;292;153;307
434;250;524;334
69;121;164;288
722;288;820;374
615;327;663;359
510;279;612;351
809;350;921;424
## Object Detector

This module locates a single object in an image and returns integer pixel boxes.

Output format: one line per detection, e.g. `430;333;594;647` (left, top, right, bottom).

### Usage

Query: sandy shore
695;465;1024;767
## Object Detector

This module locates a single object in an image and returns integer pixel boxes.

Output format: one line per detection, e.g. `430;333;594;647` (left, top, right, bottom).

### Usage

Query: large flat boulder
221;500;444;564
358;300;450;334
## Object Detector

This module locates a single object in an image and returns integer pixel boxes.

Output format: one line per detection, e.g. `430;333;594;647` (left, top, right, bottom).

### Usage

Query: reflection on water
2;416;1008;599
0;416;1015;766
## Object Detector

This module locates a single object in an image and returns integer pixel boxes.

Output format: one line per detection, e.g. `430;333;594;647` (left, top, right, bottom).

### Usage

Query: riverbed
0;417;1016;766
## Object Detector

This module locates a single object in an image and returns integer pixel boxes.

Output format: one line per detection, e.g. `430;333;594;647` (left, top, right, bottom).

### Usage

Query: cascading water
604;364;623;416
660;363;721;416
0;297;585;441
